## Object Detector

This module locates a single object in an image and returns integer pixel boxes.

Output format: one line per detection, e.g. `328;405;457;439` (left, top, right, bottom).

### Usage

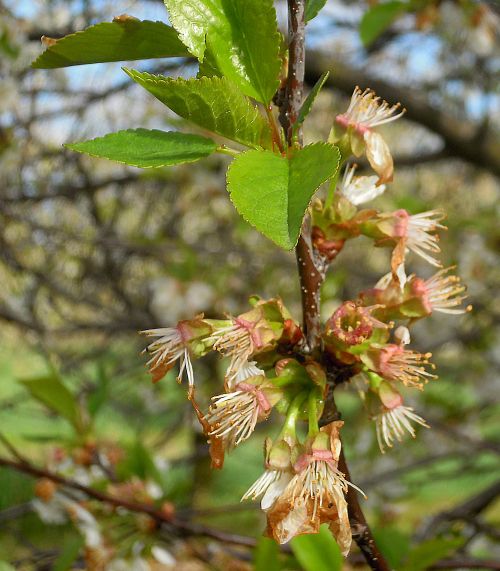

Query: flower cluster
141;87;470;554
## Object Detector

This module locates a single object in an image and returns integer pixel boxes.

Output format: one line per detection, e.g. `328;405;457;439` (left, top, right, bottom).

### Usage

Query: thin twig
0;456;257;548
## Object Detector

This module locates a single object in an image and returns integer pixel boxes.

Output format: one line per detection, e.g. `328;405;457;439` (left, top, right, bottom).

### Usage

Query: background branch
305;56;500;177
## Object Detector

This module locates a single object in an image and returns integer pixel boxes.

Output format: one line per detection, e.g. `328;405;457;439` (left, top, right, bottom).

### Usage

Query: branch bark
280;0;324;349
279;2;390;569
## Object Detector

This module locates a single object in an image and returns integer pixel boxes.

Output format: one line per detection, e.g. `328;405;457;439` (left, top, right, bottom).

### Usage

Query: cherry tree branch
278;2;390;569
280;0;323;349
0;456;257;548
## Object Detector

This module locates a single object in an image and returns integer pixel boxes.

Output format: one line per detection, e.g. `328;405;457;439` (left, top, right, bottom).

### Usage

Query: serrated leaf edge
65;128;217;169
227;143;341;251
31;20;187;69
123;69;272;150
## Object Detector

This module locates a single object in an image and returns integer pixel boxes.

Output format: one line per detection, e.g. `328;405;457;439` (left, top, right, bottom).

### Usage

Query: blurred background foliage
0;0;499;569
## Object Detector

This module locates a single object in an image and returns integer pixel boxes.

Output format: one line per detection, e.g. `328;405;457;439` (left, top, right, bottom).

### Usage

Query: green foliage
119;440;165;490
164;0;281;103
197;47;222;78
124;71;273;150
52;536;85;571
19;374;84;432
227;144;340;250
296;71;330;129
87;362;110;418
360;1;408;46
0;563;16;571
66;130;217;169
254;537;281;571
163;0;216;60
290;525;343;571
404;537;465;571
306;0;328;22
372;526;411;568
32;20;188;68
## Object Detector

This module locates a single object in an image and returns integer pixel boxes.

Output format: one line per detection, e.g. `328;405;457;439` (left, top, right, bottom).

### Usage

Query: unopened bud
267;440;293;471
160;501;175;520
34;478;57;502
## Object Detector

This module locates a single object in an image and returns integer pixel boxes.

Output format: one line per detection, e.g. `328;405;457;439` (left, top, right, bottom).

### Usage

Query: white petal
32;497;68;524
364;131;393;183
152;546;176;566
261;472;293;510
341;173;386;205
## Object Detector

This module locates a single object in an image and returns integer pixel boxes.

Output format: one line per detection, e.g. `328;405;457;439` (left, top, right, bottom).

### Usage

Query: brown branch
279;0;306;143
338;449;391;571
1;174;139;203
279;2;390;569
417;479;500;541
0;456;257;548
280;0;324;349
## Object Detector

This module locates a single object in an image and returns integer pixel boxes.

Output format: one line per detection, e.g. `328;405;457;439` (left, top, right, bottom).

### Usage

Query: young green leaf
19;374;83;432
53;537;85;571
163;0;213;61
32;19;189;68
66;130;217;168
372;527;410;568
360;1;408;47
197;48;222;79
296;71;330;129
306;0;328;22
290;525;343;571
164;0;281;103
254;537;281;571
227;143;340;250
124;71;273;149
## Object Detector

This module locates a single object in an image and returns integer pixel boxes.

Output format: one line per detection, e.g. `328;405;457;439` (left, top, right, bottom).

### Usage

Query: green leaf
87;362;110;417
254;537;281;571
66;130;217;168
53;536;84;571
164;0;281;103
290;525;343;571
197;48;222;78
227;143;340;250
372;527;410;568
19;374;83;432
125;71;273;149
0;563;16;571
32;19;189;68
296;71;329;128
405;538;465;571
163;0;212;61
360;1;408;46
306;0;328;22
